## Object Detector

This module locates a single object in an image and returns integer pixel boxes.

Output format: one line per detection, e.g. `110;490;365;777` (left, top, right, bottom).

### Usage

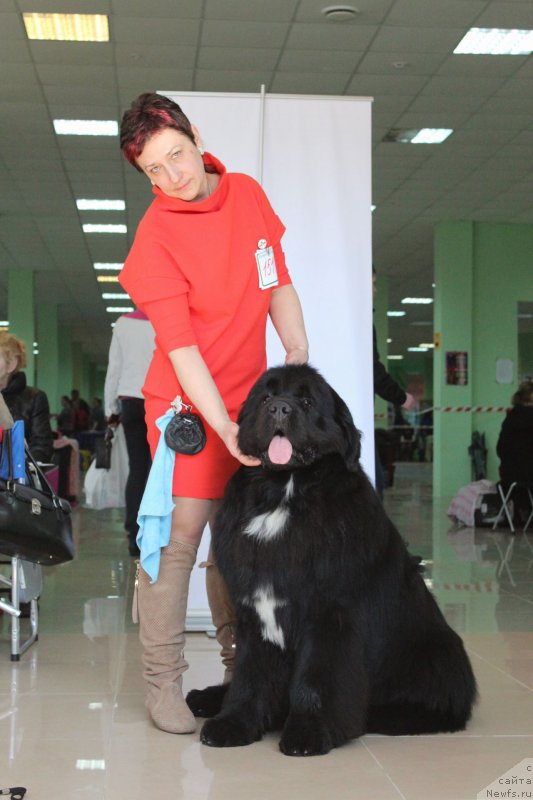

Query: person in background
119;92;309;734
71;389;90;433
0;332;53;462
372;267;415;498
89;397;107;432
56;395;75;436
104;310;155;557
497;380;533;523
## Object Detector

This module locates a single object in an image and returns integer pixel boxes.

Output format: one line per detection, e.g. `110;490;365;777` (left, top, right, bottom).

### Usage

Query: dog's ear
330;387;361;471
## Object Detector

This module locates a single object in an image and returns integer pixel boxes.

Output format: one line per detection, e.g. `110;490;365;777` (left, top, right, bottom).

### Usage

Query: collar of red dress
151;152;228;212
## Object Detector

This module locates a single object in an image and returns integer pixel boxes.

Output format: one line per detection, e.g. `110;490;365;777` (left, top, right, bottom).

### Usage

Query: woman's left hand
220;420;261;467
285;347;309;365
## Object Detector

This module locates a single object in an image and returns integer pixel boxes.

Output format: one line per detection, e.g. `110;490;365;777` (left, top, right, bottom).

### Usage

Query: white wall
166;91;373;628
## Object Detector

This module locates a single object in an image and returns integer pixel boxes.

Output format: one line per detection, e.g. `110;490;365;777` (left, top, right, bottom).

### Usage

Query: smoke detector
321;5;359;21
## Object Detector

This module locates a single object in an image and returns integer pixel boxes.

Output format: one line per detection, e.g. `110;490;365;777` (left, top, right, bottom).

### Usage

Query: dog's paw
186;684;229;718
200;716;261;748
279;718;334;757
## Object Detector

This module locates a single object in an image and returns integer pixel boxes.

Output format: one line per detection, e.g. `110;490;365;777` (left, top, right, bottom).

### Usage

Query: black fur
189;364;477;756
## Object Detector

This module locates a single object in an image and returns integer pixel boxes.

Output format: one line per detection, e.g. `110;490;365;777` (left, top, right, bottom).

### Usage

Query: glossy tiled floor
1;464;532;800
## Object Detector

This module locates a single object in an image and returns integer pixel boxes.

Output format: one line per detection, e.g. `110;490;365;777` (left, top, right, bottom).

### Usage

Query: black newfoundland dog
187;364;477;756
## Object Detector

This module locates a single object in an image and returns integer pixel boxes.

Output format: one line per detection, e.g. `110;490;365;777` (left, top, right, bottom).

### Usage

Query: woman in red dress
119;93;309;734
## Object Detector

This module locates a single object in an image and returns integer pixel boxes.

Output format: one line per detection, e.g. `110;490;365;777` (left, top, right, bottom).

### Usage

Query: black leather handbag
94;436;112;469
164;396;206;456
0;429;75;566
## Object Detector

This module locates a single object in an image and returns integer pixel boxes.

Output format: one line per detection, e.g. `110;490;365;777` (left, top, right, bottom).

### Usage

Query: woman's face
0;350;17;389
136;127;209;202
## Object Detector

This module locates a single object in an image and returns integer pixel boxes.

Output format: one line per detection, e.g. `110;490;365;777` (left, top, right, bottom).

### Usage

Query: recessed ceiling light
93;262;123;270
387;355;404;360
83;224;127;234
454;27;533;55
97;276;120;283
102;293;129;300
23;13;109;42
106;306;134;313
371;204;376;212
408;347;429;352
77;199;125;211
401;297;433;305
419;343;435;349
53;119;118;136
387;311;406;317
321;5;359;21
383;128;453;144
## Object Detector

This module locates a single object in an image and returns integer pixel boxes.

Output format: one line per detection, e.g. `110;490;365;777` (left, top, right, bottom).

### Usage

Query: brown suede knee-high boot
138;539;197;733
203;548;237;683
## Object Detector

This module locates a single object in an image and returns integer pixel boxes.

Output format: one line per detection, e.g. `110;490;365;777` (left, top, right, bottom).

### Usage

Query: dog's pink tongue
268;435;293;465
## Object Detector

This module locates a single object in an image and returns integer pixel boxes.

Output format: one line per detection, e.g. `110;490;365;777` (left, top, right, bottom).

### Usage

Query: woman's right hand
219;420;261;467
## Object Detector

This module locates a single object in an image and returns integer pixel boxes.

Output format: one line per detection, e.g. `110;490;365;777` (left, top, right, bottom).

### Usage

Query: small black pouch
164;397;206;456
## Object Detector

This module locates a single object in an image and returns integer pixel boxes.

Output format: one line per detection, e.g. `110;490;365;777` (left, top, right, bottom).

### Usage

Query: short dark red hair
120;93;195;171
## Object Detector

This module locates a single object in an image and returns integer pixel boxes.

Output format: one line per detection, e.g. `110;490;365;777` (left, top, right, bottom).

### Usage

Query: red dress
120;153;292;498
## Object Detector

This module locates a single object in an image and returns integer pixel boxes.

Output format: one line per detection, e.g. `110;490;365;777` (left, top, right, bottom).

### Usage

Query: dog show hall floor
1;464;532;800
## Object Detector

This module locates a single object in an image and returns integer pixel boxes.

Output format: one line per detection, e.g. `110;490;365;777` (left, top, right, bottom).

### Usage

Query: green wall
434;221;533;499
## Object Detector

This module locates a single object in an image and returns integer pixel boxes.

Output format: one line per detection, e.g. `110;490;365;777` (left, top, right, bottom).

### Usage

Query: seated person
497;380;533;522
0;332;53;463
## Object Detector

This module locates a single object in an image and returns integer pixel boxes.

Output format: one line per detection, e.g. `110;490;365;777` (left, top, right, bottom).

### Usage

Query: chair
492;481;533;534
0;556;40;661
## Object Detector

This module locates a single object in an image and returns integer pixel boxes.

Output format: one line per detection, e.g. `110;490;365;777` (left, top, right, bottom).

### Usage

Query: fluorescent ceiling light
0;320;9;326
387;355;404;360
383;128;453;144
102;293;129;300
419;343;435;349
410;129;453;144
23;13;109;42
106;306;134;313
371;204;376;212
408;347;429;352
77;199;125;211
97;276;120;283
454;27;533;55
93;262;123;270
83;224;127;234
53;119;118;136
387;338;392;343
387;311;406;317
401;297;433;305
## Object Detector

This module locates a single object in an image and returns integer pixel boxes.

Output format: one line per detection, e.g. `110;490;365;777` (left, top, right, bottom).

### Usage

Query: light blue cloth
136;410;175;583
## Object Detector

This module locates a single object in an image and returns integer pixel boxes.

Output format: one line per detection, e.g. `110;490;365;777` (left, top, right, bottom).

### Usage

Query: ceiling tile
201;19;289;47
385;0;486;27
371;26;466;53
287;22;377;50
278;48;360;73
113;17;201;45
205;0;298;21
198;47;280;71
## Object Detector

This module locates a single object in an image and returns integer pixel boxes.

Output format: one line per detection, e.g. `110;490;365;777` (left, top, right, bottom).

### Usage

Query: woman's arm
168;345;260;467
269;284;309;364
27;390;54;462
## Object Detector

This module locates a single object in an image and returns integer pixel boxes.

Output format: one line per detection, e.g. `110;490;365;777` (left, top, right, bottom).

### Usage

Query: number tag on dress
255;246;278;289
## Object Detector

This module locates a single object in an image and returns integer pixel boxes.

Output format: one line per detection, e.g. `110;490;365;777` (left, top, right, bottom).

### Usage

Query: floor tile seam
467;649;533;691
361;738;409;800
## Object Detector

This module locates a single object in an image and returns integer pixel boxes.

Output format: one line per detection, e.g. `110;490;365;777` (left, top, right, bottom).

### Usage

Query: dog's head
237;364;361;472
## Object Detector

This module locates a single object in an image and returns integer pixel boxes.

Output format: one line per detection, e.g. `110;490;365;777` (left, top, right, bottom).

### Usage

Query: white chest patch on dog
244;476;294;541
250;585;287;649
244;507;289;540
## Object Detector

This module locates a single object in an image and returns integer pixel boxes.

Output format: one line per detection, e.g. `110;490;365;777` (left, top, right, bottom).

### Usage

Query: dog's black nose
268;398;292;419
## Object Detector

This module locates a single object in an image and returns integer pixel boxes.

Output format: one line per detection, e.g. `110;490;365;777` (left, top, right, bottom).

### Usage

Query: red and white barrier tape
375;405;511;419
